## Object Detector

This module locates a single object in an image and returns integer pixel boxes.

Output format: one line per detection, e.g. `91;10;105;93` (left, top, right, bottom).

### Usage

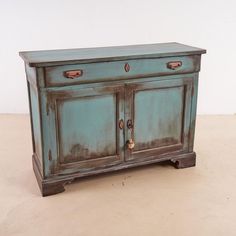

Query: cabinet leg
32;154;73;196
171;152;196;169
41;181;66;197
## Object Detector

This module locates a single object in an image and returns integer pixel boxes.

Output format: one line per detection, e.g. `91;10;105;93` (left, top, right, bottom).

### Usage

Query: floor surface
0;114;236;236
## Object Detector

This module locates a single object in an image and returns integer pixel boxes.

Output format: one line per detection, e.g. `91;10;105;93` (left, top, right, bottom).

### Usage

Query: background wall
0;0;235;114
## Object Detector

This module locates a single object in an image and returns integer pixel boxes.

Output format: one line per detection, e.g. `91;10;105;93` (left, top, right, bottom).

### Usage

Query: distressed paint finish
44;55;200;87
58;95;117;162
125;77;193;162
28;85;43;167
19;42;206;67
189;73;199;151
42;84;125;176
134;86;184;148
25;65;44;176
20;43;206;196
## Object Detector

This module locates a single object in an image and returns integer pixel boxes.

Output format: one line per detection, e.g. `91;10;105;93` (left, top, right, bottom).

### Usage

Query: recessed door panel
58;94;117;163
134;86;184;151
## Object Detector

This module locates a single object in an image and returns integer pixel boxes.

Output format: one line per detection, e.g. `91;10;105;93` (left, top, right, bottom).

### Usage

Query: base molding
33;151;196;196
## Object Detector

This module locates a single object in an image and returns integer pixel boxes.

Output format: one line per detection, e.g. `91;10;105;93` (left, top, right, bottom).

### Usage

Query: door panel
47;84;124;174
125;77;193;161
58;94;117;163
134;86;184;151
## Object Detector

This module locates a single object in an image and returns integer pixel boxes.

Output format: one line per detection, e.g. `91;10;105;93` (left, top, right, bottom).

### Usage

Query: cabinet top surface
19;42;206;67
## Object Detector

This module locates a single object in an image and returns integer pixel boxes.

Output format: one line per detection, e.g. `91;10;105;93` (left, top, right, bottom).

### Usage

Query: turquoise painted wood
28;81;43;170
20;43;206;196
41;84;125;176
58;95;117;162
19;42;206;67
134;85;184;147
124;77;193;161
44;55;200;87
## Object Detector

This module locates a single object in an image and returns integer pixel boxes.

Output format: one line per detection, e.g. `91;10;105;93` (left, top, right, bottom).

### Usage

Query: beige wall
0;0;235;114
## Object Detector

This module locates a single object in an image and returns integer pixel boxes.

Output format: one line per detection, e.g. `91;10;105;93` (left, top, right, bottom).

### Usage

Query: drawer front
44;55;200;87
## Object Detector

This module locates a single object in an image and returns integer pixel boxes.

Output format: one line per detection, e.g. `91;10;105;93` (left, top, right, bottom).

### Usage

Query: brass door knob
127;139;135;150
119;119;124;129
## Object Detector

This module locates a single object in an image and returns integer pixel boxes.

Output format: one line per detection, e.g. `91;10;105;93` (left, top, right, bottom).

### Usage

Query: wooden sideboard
20;43;206;196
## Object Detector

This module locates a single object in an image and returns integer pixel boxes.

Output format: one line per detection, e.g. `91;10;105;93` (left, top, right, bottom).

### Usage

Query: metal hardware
124;63;130;72
167;61;182;70
127;139;135;150
119;119;124;129
127;119;133;129
64;70;83;79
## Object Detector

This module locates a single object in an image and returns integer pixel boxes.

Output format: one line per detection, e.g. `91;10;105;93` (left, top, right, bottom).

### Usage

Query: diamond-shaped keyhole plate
124;63;130;72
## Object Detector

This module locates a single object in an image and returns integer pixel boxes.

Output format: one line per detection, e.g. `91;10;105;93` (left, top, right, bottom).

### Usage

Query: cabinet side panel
189;73;199;151
28;82;43;175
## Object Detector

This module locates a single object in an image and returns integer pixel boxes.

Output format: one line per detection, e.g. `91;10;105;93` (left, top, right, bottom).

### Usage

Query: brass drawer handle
167;61;182;70
64;70;83;79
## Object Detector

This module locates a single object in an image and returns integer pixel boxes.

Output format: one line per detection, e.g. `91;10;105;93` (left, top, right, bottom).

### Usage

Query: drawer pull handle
64;70;83;79
127;139;135;150
167;61;182;70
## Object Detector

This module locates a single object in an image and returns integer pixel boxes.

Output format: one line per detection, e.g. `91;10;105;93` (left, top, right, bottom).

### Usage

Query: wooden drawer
45;55;200;87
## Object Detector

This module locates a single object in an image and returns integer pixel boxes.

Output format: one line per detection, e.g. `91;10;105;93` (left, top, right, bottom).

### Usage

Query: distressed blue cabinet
20;43;206;196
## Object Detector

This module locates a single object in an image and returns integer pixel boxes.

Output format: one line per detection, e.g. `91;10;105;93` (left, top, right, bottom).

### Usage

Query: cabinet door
125;77;193;161
45;84;124;175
